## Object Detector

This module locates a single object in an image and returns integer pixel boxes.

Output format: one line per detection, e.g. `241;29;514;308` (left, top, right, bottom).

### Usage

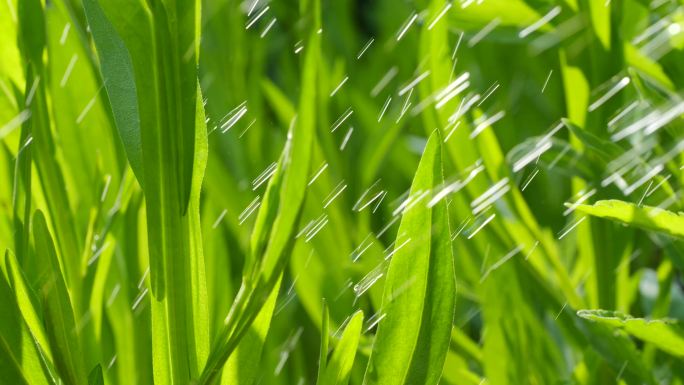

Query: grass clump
1;0;684;384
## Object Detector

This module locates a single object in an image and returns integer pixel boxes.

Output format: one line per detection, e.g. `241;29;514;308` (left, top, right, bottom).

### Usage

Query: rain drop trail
558;216;586;240
519;6;562;38
357;38;375;59
428;3;452;30
468;18;500;47
396;12;418;41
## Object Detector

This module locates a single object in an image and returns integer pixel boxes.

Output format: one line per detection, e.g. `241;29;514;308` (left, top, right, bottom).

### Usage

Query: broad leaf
82;0;143;185
364;131;455;385
83;1;210;383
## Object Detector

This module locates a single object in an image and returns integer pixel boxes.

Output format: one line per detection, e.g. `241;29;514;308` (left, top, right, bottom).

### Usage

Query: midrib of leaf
152;9;195;381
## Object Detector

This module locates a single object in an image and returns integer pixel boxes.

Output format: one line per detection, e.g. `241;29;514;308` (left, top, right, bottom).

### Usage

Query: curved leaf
578;309;684;357
318;311;364;385
364;131;455;385
573;200;684;239
82;0;143;185
33;210;87;385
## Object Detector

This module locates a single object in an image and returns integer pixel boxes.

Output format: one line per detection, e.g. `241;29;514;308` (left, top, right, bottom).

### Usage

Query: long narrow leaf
364;130;455;385
318;310;364;385
33;210;87;385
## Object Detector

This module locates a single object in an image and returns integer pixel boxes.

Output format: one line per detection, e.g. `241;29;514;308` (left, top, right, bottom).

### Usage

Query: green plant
2;0;684;384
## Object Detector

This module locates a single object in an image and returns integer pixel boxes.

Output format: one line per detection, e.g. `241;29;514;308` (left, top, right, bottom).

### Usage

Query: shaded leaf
87;364;104;385
33;210;87;385
82;0;144;185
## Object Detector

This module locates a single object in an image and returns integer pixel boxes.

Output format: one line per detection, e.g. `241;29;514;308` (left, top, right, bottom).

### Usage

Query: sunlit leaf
574;200;684;239
364;131;455;385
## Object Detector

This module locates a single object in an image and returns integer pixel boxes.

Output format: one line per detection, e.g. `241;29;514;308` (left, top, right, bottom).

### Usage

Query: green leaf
364;131;455;385
563;118;625;163
82;0;144;185
84;1;210;383
587;0;611;50
578;310;684;357
0;334;30;385
573;200;684;239
318;310;364;385
87;364;104;385
2;250;52;362
0;252;54;385
261;79;296;127
560;50;590;127
252;29;317;289
578;317;657;384
221;276;283;385
317;299;330;383
447;0;542;30
18;0;82;298
17;0;45;66
198;2;318;382
32;210;87;385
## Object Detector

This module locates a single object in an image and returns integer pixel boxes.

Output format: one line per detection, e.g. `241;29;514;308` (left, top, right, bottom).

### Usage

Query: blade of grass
199;2;319;381
2;250;52;362
83;1;210;382
19;0;82;298
316;299;330;383
11;72;32;267
317;310;363;385
221;276;283;385
0;252;54;385
33;210;87;385
364;130;455;385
